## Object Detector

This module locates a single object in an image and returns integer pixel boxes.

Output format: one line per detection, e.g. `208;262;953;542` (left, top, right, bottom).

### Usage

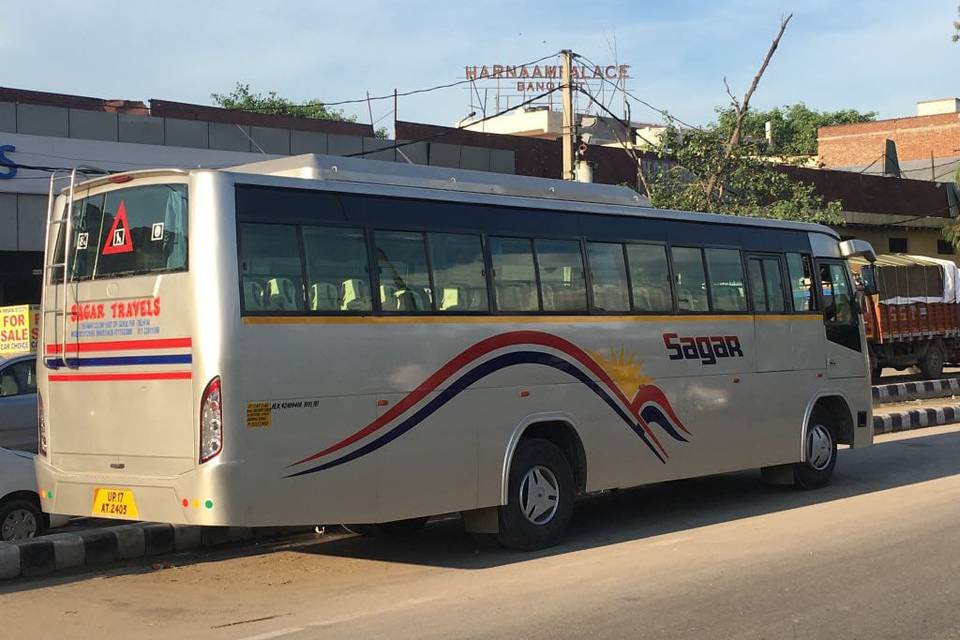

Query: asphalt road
4;424;960;640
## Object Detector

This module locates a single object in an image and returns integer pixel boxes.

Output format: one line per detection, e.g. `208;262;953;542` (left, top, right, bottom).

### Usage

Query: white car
0;447;68;541
0;354;38;451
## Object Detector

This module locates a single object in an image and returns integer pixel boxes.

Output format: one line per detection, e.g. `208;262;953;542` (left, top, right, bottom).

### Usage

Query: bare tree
954;4;960;42
702;14;793;208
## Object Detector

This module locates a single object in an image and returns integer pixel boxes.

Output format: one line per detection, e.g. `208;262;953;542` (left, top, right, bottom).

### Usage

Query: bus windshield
53;184;188;282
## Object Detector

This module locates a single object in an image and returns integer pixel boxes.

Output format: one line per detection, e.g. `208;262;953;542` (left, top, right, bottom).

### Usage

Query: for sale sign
0;305;40;355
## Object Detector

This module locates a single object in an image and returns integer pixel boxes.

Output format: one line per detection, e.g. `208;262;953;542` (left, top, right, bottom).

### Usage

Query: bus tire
919;344;945;380
793;414;837;490
343;517;428;538
496;438;574;551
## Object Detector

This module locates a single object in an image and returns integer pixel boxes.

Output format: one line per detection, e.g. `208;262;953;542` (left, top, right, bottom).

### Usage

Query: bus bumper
34;457;239;526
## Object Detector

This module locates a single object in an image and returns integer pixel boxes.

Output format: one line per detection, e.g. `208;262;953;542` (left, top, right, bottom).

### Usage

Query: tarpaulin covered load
849;254;959;304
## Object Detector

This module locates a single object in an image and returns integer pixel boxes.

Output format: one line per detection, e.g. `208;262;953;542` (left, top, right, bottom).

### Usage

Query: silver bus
35;155;876;550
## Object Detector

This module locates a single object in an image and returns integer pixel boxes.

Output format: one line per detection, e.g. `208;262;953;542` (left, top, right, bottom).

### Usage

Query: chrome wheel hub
519;465;559;525
1;508;38;542
807;424;833;471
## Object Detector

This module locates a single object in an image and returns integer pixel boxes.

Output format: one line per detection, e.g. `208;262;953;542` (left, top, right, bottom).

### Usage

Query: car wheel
793;417;837;490
0;497;44;542
496;438;574;551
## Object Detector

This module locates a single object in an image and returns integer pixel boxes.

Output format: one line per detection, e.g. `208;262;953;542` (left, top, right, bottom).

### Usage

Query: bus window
820;263;854;324
490;237;539;312
747;256;787;313
428;232;489;312
705;248;747;312
626;244;671;312
374;231;433;312
301;226;371;312
239;223;305;312
587;242;630;312
53;185;187;282
671;247;709;312
535;239;587;312
786;253;816;312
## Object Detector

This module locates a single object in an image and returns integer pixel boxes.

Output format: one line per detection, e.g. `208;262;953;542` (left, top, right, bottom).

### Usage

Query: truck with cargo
857;255;960;382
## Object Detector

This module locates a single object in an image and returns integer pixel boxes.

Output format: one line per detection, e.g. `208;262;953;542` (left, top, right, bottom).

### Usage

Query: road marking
307;595;444;628
237;627;305;640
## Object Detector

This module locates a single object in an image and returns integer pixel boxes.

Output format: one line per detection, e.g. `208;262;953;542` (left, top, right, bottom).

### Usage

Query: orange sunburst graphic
589;346;652;397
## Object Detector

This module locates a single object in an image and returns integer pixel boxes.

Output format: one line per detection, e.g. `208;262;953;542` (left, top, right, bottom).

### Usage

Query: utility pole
561;49;575;181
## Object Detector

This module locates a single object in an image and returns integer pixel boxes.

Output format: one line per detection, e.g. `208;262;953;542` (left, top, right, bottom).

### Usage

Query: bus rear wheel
496;438;574;551
793;417;837;490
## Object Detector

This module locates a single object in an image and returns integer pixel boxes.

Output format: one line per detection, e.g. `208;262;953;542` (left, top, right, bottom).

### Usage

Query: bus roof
68;154;839;239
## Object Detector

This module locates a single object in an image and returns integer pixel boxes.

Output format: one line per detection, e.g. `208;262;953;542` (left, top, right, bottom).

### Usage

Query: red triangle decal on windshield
102;200;134;255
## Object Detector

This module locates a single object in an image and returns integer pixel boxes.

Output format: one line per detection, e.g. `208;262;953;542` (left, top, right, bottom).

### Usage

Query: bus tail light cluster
37;393;47;457
199;376;222;463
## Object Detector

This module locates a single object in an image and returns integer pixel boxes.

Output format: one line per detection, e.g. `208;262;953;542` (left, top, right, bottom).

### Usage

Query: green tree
646;124;844;224
211;83;388;138
714;103;876;156
942;169;960;246
954;4;960;42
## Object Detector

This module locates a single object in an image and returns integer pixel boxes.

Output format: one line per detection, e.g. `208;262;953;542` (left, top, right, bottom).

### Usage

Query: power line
571;52;702;130
223;52;562;112
344;85;565;158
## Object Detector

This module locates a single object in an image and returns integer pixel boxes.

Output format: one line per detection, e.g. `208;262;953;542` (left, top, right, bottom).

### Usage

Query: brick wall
818;112;960;167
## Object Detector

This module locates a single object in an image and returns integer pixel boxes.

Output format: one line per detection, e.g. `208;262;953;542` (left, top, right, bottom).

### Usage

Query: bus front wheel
496;438;574;551
793;416;837;490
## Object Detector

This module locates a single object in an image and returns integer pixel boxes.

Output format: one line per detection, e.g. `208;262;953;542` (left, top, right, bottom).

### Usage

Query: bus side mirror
860;265;878;297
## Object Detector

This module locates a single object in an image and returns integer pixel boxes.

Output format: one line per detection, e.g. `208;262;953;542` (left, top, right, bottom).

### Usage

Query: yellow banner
0;305;40;355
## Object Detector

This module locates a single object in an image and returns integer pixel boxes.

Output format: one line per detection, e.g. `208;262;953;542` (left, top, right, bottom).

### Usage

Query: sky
2;0;958;134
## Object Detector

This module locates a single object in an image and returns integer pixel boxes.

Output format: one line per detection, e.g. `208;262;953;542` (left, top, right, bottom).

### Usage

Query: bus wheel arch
502;417;587;501
806;395;854;447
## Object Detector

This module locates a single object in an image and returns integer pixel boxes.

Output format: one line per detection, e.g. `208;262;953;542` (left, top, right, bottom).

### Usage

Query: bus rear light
108;175;133;184
199;376;223;463
38;393;48;457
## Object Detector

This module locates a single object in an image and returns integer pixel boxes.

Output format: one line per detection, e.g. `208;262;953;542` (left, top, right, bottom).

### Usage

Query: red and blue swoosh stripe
286;331;690;478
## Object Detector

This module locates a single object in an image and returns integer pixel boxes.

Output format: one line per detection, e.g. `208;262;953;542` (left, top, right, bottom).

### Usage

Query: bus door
816;260;866;380
746;253;791;372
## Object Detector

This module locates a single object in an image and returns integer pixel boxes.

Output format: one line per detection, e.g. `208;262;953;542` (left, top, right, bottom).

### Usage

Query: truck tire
920;344;945;380
496;438;574;551
869;353;882;384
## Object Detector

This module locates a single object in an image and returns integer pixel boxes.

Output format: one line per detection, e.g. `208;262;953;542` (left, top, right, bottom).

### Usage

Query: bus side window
671;247;709;312
238;223;305;312
374;231;433;312
302;226;372;312
534;239;587;312
490;237;540;312
705;248;747;312
428;232;489;312
747;256;786;313
786;253;817;312
587;242;630;312
626;244;672;312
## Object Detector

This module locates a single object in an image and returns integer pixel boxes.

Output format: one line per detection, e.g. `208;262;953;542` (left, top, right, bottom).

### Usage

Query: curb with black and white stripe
873;404;960;435
873;377;960;404
0;523;308;580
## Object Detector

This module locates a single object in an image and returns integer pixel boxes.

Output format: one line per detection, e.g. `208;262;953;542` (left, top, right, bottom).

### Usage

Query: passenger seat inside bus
310;282;339;311
243;280;265;310
341;279;372;311
267;278;299;310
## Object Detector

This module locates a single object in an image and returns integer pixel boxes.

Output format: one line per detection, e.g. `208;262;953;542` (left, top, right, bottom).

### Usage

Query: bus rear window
54;184;188;282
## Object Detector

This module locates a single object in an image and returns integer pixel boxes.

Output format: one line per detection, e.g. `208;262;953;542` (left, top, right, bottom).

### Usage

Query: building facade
818;98;960;183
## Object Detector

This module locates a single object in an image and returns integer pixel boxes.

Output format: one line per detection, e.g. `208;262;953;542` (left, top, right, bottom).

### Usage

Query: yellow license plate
91;488;139;519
